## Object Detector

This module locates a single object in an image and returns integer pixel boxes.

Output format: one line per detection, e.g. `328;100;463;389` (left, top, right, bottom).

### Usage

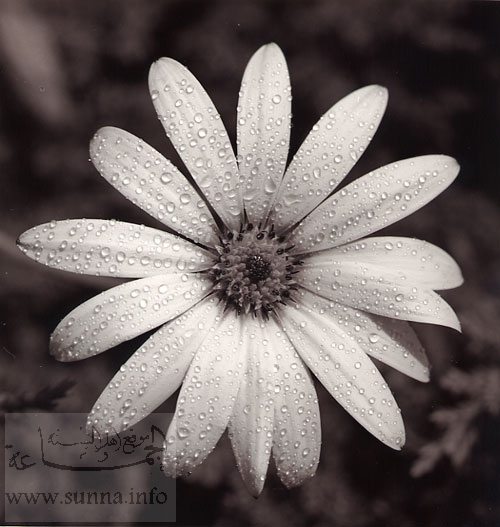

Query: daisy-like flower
18;43;462;495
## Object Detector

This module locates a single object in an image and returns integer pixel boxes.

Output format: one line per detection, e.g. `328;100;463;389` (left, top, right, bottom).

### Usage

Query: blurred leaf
0;0;74;126
0;378;74;412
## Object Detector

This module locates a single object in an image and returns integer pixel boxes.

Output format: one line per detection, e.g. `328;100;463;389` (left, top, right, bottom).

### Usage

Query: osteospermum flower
18;43;462;495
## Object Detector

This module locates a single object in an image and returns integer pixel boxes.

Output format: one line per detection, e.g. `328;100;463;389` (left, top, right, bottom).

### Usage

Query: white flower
18;43;462;496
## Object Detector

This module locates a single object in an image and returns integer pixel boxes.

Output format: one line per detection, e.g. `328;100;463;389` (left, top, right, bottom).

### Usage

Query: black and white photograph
1;1;500;525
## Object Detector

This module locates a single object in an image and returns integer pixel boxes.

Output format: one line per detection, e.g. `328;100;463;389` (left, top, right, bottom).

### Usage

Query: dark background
2;0;500;525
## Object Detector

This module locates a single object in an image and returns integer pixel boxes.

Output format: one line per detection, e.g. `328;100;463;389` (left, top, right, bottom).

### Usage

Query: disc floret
208;222;301;316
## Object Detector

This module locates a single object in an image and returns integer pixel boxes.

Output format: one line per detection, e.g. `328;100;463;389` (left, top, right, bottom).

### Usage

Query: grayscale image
1;1;499;526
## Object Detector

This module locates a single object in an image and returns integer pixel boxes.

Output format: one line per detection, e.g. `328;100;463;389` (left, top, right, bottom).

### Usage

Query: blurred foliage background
1;0;500;525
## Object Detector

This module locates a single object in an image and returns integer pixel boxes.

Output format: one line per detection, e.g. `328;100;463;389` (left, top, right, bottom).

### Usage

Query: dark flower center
206;221;301;316
245;255;271;283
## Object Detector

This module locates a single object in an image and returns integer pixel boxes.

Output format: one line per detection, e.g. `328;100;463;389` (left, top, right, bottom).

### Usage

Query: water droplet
177;426;190;439
242;188;258;201
264;178;277;194
199;176;212;188
160;172;172;184
283;194;302;206
180;193;191;205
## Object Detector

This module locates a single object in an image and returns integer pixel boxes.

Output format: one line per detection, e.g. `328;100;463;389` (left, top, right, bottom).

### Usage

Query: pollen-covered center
208;223;301;316
245;255;270;283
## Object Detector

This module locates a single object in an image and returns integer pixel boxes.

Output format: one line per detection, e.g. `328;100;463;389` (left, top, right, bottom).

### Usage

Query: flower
17;43;463;495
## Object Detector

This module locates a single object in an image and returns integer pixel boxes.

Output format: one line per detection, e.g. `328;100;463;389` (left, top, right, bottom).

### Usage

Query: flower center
207;222;301;316
245;255;271;283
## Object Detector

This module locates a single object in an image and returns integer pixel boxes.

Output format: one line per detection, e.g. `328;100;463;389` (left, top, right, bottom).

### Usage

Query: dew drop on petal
199;176;212;188
180;193;191;205
283;194;302;206
264;178;277;194
177;426;190;439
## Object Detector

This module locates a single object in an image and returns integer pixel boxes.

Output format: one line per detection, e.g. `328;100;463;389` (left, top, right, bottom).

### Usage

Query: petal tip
148;57;181;82
245;479;265;498
445;309;462;333
89;127;115;161
48;341;64;361
377;410;405;450
371;84;388;96
443;155;460;177
430;154;460;183
279;469;315;490
16;227;41;258
263;41;282;54
250;42;286;68
361;84;389;105
161;450;185;479
419;371;431;383
16;232;28;250
389;432;406;451
149;57;166;71
49;334;76;362
86;418;119;439
88;133;100;159
256;41;281;53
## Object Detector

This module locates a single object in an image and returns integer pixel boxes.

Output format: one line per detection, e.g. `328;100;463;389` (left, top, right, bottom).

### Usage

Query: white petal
149;59;242;230
291;155;460;253
298;253;461;331
295;289;430;382
90;127;218;246
273;85;388;232
237;43;291;224
269;319;321;488
162;311;246;477
227;318;275;496
50;273;211;361
312;236;463;290
86;296;222;434
281;300;405;450
359;313;430;382
17;219;214;278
